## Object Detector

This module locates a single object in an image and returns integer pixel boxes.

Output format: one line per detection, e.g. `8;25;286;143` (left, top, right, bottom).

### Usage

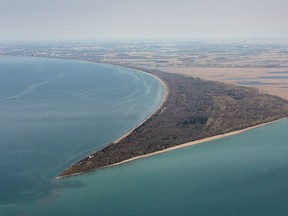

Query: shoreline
57;63;288;179
110;70;169;145
102;117;287;169
58;117;286;179
57;66;169;179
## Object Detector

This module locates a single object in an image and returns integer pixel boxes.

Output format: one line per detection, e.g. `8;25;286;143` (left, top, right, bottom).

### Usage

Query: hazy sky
0;0;288;40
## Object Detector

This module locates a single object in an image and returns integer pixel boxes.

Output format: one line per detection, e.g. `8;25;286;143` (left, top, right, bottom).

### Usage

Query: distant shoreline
58;63;288;179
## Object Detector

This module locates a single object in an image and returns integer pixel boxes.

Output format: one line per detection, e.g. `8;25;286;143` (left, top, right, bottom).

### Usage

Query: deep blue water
1;57;288;216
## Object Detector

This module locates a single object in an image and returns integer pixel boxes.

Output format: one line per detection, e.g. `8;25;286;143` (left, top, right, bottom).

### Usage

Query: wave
0;72;64;104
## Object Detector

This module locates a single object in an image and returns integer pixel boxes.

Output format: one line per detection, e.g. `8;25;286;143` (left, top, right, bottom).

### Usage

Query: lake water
1;57;288;215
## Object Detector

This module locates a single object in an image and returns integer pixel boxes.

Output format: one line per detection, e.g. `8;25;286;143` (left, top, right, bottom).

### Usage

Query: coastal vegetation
58;68;288;178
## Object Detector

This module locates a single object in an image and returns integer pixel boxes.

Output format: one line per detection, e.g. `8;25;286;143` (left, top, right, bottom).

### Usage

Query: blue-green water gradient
0;56;164;207
1;57;288;215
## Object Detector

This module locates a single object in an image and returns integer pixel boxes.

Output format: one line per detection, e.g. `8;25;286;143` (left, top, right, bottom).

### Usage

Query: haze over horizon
1;0;288;41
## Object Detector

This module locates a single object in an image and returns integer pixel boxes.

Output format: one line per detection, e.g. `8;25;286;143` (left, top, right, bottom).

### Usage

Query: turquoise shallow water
1;57;288;215
0;57;164;209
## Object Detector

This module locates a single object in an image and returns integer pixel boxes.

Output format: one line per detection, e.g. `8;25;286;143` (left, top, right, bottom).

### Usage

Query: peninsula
58;67;288;178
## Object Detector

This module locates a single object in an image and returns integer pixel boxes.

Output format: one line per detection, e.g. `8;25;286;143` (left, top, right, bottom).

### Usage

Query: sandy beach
57;68;170;179
111;70;169;145
58;117;286;179
101;117;287;169
57;64;288;179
